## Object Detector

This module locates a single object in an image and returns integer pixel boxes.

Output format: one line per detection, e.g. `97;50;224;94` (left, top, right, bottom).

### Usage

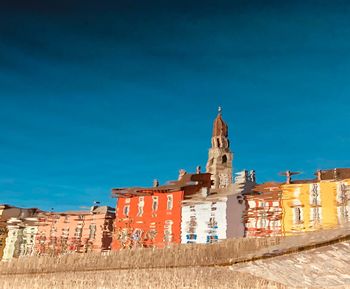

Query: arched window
222;155;227;164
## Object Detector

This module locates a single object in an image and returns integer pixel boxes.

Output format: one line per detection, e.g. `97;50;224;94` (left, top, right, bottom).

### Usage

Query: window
259;211;268;229
137;197;144;217
137;205;144;217
219;174;229;188
152;196;158;211
164;220;173;243
337;205;350;224
293;207;304;225
222;155;227;164
337;182;348;204
132;229;142;241
206;235;218;243
123;205;130;217
75;227;82;238
89;224;96;239
310;207;322;226
167;195;173;210
186;234;197;242
310;184;321;206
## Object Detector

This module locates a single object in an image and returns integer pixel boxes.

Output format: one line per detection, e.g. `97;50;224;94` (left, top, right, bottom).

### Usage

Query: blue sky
1;0;350;211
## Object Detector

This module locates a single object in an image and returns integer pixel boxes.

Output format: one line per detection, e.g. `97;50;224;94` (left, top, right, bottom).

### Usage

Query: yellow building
281;169;350;236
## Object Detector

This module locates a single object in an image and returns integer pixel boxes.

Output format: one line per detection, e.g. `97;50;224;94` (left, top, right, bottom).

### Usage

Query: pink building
35;206;115;256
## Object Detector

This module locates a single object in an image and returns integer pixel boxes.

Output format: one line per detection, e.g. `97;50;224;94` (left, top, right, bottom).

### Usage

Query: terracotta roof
289;179;317;184
252;182;282;193
38;206;115;216
318;168;350;180
112;173;212;198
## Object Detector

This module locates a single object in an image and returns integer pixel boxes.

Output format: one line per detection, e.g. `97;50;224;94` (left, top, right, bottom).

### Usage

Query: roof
281;168;350;184
112;173;212;198
252;182;282;193
39;206;115;217
212;112;228;137
318;168;350;180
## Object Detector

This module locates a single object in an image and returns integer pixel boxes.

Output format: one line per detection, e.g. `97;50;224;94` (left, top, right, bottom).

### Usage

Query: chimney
178;169;187;180
249;170;256;183
316;170;322;182
153;179;159;188
196;166;201;174
333;168;338;180
286;170;291;184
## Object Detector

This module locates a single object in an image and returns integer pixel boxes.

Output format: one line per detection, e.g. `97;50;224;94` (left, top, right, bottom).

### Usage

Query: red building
244;182;283;237
111;173;212;250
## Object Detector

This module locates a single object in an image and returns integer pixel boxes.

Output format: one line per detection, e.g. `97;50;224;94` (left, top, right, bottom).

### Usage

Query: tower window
222;155;227;164
216;138;220;147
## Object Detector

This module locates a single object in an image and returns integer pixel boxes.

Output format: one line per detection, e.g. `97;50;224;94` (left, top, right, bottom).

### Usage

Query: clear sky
1;0;350;211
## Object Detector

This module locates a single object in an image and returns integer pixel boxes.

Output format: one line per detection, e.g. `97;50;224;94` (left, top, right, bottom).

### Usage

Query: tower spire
206;108;233;189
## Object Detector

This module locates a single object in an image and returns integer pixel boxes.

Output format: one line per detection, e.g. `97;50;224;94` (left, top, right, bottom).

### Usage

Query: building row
1;109;349;260
0;205;115;261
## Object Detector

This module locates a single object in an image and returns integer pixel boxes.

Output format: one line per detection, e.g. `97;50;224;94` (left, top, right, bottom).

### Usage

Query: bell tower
205;107;234;189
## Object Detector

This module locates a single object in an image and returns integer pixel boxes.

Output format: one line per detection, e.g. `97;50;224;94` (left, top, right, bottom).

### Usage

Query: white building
181;199;227;244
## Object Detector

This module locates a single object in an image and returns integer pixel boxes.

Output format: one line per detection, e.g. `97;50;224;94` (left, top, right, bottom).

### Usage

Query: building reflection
1;170;350;260
0;205;114;261
35;206;115;256
3;110;350;260
181;198;228;244
280;168;350;235
111;173;212;249
244;182;283;237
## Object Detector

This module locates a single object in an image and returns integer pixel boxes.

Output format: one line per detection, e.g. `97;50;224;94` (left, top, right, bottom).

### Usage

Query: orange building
113;191;183;249
111;173;212;250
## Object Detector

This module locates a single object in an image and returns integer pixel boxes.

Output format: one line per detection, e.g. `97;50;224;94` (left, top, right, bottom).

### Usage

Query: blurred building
244;182;283;237
35;206;115;256
111;173;212;250
181;199;227;244
281;168;350;235
0;205;39;261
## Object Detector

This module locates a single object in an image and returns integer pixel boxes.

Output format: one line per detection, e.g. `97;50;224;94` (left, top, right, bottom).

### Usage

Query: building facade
281;169;350;235
244;183;283;237
111;173;212;250
35;206;115;256
113;190;183;249
181;199;227;244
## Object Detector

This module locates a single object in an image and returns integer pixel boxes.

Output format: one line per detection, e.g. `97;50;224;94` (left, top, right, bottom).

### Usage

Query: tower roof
212;108;228;137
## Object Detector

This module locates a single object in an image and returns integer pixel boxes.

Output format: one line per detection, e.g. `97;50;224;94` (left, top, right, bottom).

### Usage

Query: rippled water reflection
112;177;350;249
1;177;350;261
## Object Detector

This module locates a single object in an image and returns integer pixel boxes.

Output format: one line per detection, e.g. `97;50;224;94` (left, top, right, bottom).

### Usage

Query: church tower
206;107;234;189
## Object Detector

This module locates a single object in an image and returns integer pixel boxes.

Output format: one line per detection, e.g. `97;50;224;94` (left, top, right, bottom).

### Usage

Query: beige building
0;205;39;261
